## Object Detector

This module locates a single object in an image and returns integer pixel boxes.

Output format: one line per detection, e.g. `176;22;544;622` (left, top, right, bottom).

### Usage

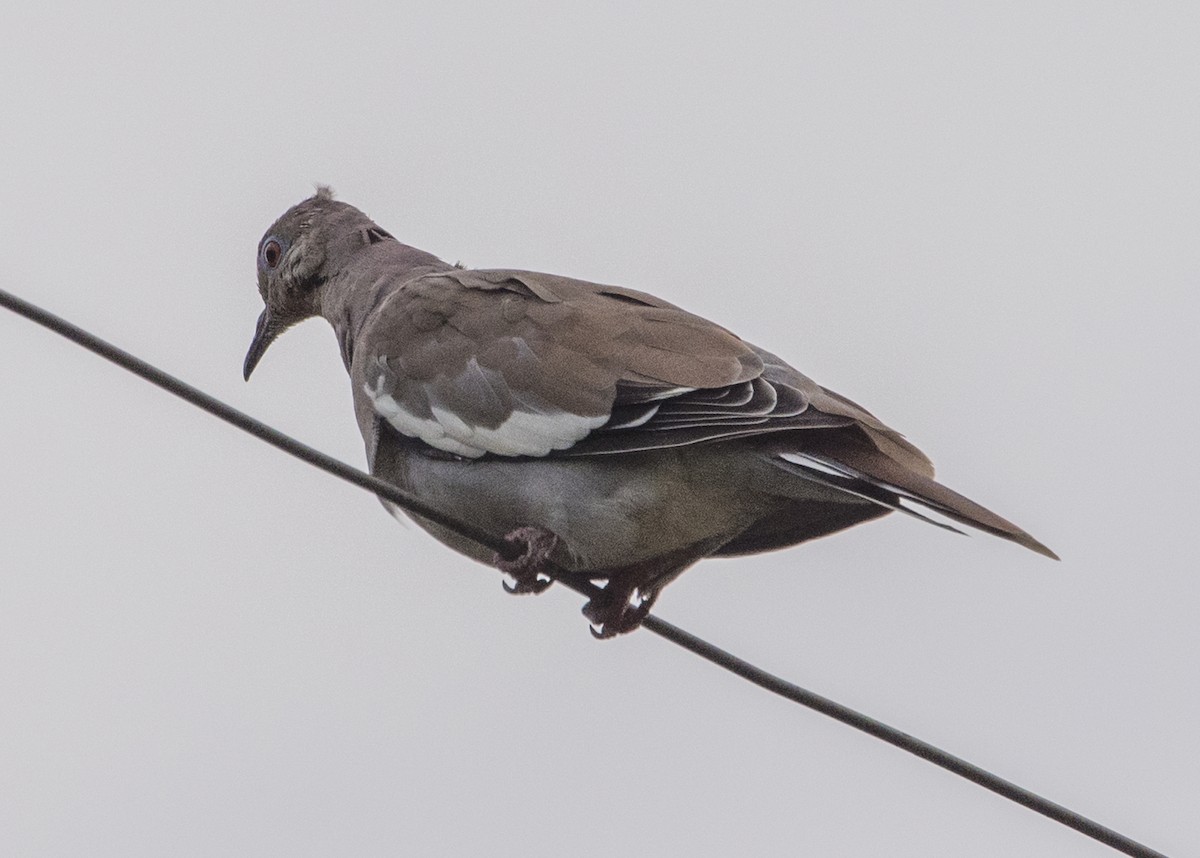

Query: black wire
0;288;1169;858
644;617;1166;857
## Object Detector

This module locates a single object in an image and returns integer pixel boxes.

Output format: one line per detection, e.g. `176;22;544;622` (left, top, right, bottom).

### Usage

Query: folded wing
353;267;1054;557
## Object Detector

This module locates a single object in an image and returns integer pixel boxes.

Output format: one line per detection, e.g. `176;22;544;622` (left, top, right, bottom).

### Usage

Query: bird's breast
370;436;769;573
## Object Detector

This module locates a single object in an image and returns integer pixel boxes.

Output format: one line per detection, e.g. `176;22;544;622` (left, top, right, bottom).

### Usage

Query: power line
0;288;1169;858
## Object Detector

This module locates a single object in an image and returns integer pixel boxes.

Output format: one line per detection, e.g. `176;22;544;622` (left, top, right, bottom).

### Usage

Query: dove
244;188;1055;637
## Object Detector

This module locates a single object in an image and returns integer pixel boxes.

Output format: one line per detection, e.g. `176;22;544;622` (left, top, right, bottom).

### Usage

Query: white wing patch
369;386;483;457
365;376;606;458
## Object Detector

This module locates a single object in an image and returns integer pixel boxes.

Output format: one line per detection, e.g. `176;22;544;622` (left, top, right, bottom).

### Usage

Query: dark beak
243;308;278;381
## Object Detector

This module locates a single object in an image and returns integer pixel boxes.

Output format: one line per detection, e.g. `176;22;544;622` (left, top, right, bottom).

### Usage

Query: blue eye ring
261;237;283;269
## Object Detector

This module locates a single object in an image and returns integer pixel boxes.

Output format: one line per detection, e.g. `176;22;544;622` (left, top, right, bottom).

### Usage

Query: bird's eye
262;239;283;269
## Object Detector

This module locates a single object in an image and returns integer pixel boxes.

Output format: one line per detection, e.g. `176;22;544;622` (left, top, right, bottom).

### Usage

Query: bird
243;187;1056;637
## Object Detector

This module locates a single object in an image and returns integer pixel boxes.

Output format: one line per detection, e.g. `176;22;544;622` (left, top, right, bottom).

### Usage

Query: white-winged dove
244;188;1056;637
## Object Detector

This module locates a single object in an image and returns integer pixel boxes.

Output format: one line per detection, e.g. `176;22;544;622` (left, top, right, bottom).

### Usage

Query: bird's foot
583;583;659;639
495;526;559;595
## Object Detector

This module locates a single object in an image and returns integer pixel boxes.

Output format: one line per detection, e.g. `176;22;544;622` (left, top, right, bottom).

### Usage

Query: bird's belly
374;442;770;572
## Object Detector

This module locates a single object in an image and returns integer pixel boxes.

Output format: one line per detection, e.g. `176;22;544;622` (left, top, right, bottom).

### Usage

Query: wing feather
352;268;929;469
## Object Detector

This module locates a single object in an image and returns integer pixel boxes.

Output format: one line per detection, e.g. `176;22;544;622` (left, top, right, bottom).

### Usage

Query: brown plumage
244;190;1056;637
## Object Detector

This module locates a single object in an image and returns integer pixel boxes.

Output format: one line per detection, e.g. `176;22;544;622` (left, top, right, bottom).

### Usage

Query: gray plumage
244;188;1056;636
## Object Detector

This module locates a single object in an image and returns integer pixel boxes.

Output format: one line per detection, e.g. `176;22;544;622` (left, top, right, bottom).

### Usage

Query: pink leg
582;581;660;639
580;544;714;638
494;526;560;595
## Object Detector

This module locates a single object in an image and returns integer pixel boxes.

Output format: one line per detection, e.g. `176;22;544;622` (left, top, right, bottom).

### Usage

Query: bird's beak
243;308;278;381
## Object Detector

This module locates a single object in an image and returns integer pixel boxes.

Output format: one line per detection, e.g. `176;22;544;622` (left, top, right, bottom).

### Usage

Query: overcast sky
2;3;1197;856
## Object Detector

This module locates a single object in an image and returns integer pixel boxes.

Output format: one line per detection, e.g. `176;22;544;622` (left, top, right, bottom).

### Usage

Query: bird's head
243;186;377;380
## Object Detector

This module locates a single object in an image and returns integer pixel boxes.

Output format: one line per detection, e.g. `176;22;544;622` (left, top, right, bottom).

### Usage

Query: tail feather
779;437;1058;560
778;453;969;537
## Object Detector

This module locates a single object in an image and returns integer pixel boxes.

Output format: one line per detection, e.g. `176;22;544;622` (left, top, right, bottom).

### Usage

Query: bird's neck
318;241;451;372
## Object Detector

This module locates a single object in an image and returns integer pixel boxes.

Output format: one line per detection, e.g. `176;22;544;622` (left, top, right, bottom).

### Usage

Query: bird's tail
776;432;1058;560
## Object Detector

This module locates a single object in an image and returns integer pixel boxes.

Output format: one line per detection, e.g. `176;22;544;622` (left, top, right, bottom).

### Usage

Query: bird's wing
353;268;875;458
353;267;1055;557
569;344;933;479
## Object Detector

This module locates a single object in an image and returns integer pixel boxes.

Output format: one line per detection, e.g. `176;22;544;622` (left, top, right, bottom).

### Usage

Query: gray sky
2;3;1197;856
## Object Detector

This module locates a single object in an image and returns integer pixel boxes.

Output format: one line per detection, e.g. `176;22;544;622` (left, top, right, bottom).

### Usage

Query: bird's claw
495;526;559;595
583;585;659;638
502;575;552;595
